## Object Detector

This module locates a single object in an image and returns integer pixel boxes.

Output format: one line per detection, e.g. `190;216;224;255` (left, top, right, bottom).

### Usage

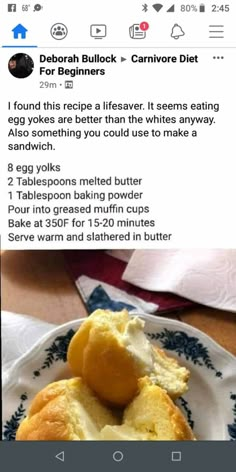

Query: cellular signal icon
167;4;175;12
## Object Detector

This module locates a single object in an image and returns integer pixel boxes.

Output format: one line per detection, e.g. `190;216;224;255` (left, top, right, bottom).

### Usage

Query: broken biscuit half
67;309;189;406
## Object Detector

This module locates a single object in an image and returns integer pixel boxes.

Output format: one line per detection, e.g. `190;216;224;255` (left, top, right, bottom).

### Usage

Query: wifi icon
152;3;163;13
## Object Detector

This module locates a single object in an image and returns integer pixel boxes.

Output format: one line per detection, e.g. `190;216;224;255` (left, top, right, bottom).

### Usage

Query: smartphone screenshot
1;0;236;471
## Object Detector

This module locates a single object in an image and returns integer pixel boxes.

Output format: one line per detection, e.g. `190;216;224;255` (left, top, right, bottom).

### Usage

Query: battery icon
199;3;205;12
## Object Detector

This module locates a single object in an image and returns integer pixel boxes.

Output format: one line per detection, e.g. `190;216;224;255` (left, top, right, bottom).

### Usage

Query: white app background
0;0;235;248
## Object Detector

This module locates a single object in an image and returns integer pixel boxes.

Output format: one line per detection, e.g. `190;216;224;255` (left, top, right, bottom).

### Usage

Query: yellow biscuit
16;378;119;441
67;309;189;406
101;379;195;441
123;378;195;440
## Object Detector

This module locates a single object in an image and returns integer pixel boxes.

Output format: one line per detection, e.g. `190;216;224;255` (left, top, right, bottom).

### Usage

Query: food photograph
1;249;236;441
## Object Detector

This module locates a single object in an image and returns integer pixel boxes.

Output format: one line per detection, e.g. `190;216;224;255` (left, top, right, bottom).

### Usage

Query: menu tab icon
209;25;224;39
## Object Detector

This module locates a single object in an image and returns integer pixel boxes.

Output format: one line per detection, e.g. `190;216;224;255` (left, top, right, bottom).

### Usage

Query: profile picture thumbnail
8;53;34;79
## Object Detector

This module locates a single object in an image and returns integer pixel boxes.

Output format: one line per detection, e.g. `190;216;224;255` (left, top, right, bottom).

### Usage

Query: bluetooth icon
142;3;148;12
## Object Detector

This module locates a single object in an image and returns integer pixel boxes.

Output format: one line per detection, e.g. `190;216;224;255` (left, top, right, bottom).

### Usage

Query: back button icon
55;451;65;462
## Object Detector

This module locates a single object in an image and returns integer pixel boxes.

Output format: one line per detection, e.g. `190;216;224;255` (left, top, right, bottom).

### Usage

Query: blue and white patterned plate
2;314;236;441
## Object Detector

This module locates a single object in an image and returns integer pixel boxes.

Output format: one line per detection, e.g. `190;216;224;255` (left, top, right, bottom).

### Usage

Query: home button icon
113;451;124;462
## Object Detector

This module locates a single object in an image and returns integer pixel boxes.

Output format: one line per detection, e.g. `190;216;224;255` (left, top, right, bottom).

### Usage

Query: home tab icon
12;24;28;39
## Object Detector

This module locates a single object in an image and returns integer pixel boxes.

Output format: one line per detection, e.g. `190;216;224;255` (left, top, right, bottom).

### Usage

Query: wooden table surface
1;250;236;356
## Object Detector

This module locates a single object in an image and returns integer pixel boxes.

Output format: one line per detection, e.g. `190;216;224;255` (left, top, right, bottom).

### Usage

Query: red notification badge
140;21;149;31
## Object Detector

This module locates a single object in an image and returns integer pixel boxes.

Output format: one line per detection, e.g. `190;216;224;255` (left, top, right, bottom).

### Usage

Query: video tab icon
90;24;107;39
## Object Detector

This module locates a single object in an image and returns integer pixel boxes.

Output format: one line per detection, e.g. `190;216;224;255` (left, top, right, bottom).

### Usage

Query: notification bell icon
171;24;185;39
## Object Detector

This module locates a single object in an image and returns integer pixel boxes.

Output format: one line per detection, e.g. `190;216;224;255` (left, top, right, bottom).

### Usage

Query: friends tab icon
50;23;68;40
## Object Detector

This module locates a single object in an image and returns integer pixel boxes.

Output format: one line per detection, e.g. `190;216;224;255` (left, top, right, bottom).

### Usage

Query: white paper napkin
122;249;236;312
1;311;55;377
